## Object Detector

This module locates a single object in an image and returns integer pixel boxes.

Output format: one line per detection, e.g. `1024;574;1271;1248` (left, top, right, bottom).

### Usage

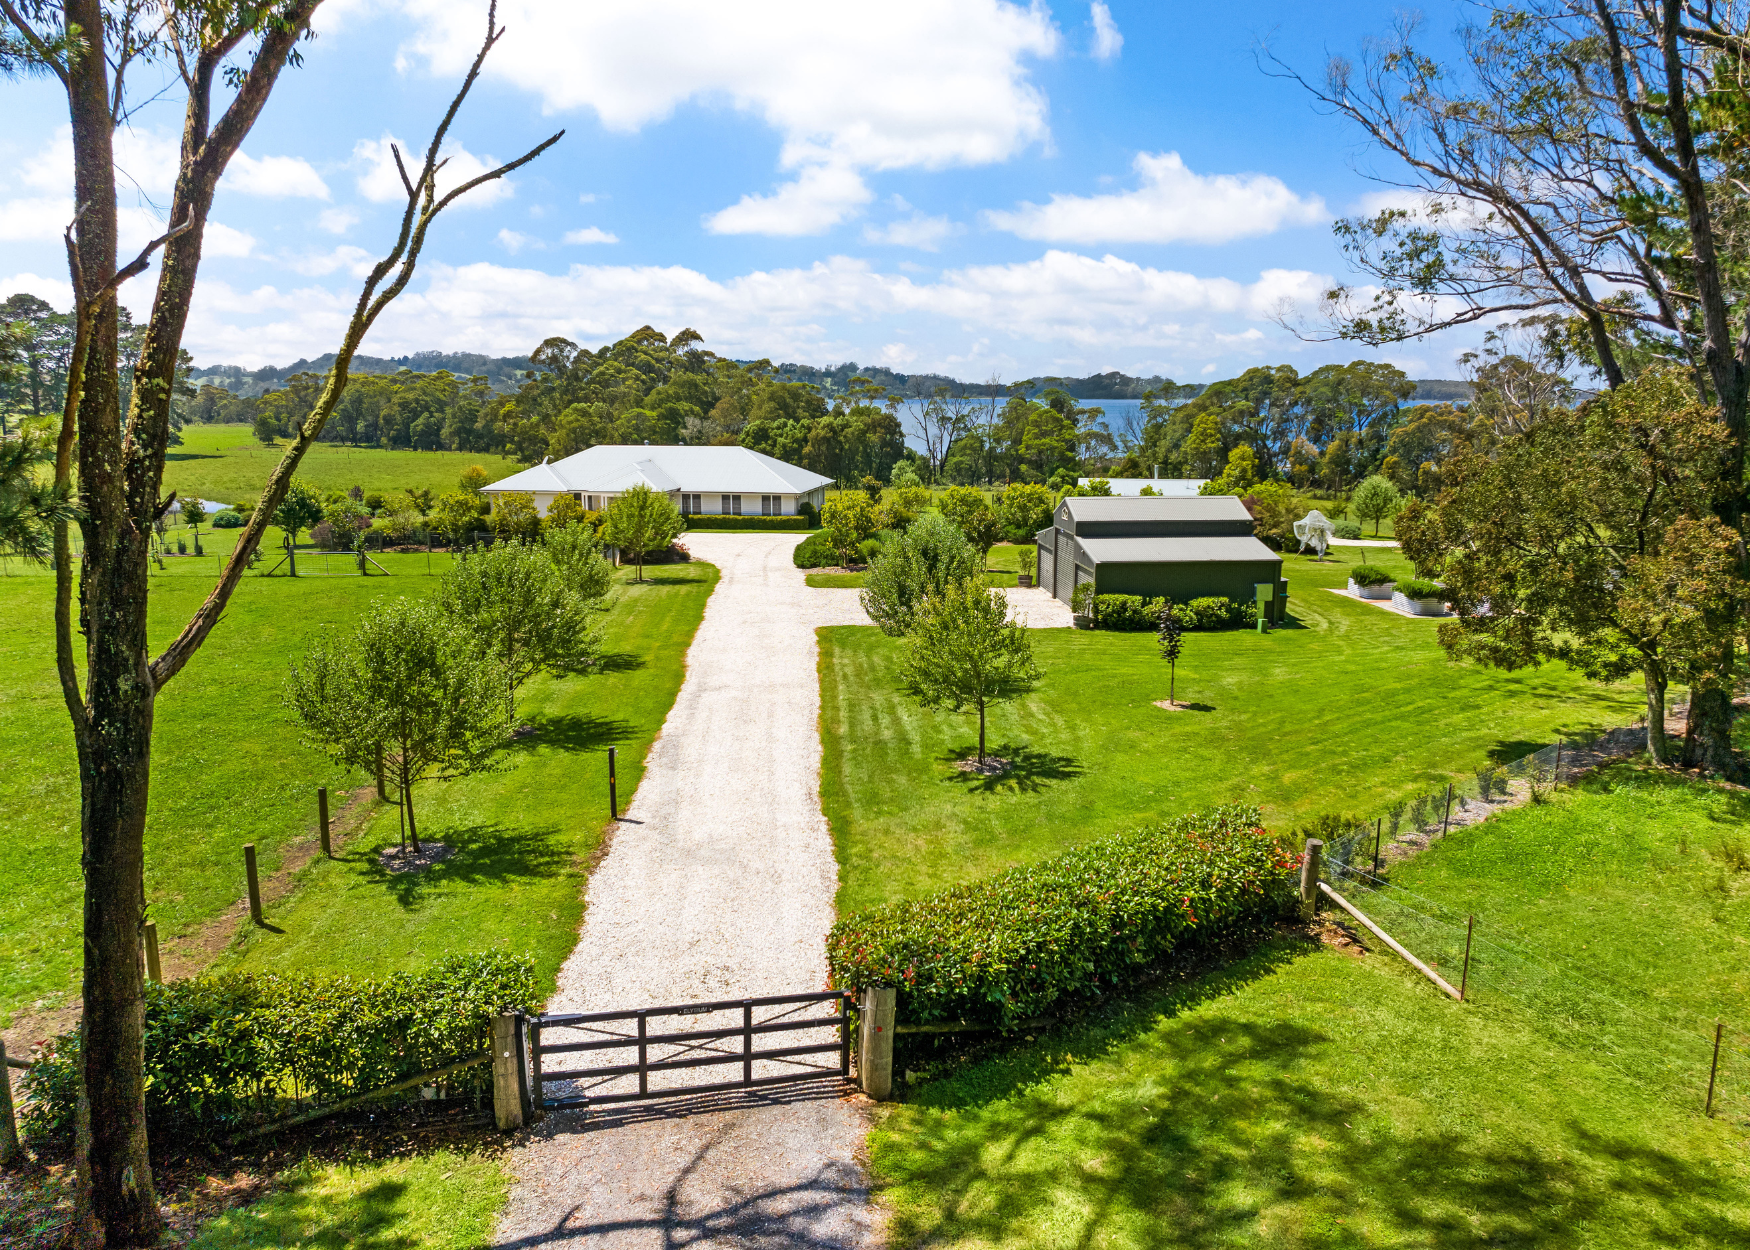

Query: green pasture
818;547;1643;913
163;423;521;506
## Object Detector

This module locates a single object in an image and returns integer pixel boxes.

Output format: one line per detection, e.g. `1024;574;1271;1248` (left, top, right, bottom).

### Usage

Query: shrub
1070;580;1096;617
857;537;884;565
1332;519;1362;540
826;807;1297;1026
1185;596;1245;629
1349;564;1395;587
682;514;811;531
1397;577;1442;599
21;954;537;1143
309;520;338;551
861;513;981;636
1093;594;1166;630
210;509;243;528
793;530;839;568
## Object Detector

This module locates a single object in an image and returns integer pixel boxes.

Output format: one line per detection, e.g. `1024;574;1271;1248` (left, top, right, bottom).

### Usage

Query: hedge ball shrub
210;509;243;528
792;530;839;567
1332;519;1362;540
1397;577;1442;599
826;806;1298;1027
1348;564;1394;587
21;953;537;1143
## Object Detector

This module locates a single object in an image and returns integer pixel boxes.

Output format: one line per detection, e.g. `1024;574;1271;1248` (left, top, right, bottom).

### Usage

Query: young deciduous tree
431;490;486;546
1157;605;1185;707
1399;368;1743;764
900;577;1043;763
860;511;983;636
489;491;542;542
439;541;604;713
287;598;512;849
459;464;492;493
544;524;614;602
1350;474;1402;537
602;482;683;581
820;490;879;568
0;4;561;1235
544;491;585;530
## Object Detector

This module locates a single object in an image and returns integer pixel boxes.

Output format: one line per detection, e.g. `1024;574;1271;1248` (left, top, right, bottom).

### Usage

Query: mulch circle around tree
1153;700;1189;712
956;757;1012;777
378;842;455;874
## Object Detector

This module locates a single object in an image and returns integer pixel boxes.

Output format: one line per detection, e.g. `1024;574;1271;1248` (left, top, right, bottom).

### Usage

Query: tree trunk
405;779;420;853
1170;662;1176;708
1644;662;1669;764
978;702;986;762
1685;660;1737;777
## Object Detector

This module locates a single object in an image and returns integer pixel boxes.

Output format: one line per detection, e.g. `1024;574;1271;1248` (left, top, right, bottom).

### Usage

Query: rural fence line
1318;860;1749;1124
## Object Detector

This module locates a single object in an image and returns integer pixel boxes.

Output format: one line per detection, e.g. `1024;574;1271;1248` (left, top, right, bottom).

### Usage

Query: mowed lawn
217;562;714;984
806;541;1027;589
869;933;1750;1250
0;550;711;1026
163;423;523;506
819;547;1644;913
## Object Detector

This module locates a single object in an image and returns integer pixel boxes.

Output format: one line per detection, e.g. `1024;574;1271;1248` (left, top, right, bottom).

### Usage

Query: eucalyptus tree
1274;1;1750;775
0;3;561;1238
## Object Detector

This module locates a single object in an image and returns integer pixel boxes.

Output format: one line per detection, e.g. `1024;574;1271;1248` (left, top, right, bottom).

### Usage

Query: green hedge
1093;593;1164;630
1349;564;1394;587
683;515;813;531
825;807;1297;1027
21;953;537;1142
1397;577;1442;598
793;530;839;567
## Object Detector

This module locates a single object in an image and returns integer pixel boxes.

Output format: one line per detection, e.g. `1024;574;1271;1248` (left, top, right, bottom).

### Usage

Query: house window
722;494;742;516
681;493;701;514
587;495;600;511
761;494;778;516
570;492;582;503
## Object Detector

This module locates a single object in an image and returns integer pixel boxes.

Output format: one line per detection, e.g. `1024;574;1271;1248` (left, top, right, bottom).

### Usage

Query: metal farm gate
530;991;853;1110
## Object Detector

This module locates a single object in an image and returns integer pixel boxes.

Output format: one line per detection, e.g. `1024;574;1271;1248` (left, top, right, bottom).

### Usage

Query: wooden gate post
1299;839;1323;922
493;1014;524;1131
318;786;331;857
244;844;263;927
859;986;896;1101
0;1038;18;1165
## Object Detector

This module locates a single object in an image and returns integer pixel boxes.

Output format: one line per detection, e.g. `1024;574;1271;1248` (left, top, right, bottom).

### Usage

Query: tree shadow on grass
883;937;1750;1250
593;651;646;674
351;823;572;908
194;1170;420;1250
1488;738;1548;763
512;712;634;754
938;742;1084;794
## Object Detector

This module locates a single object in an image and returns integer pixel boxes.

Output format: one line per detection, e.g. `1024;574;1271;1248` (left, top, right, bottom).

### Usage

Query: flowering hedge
22;952;536;1142
826;807;1297;1026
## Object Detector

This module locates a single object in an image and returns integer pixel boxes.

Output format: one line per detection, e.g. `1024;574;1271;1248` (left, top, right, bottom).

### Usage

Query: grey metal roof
483;445;833;495
1075;535;1283;565
1058;495;1253;523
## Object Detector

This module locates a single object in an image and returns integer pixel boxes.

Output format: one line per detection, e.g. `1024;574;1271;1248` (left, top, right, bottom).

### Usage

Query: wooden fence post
1459;915;1474;1001
1554;742;1564;786
1440;784;1455;837
859;986;896;1101
1707;1019;1724;1116
143;920;161;984
1299;839;1323;922
1373;818;1382;874
318;786;331;857
0;1038;18;1165
493;1014;524;1131
244;844;263;927
608;746;618;821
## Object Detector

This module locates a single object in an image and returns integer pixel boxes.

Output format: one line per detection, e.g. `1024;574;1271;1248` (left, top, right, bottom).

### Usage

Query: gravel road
493;533;877;1250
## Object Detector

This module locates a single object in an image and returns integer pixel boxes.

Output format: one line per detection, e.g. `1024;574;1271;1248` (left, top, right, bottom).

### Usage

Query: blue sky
0;0;1474;381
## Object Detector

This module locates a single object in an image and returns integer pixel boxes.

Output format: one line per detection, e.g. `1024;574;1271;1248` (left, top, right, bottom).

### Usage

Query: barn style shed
1036;496;1288;622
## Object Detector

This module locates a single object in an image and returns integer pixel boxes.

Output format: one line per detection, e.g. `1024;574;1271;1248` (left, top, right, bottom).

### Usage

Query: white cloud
497;228;543;254
318;207;360;234
354;133;514;208
202;222;257;257
563;226;619;245
0;196;72;242
177;249;1334;370
706;161;872;236
223;152;331;199
0;271;75;312
984;151;1327;244
1089;2;1122;60
283;245;376;278
880;342;919;366
862;213;958;250
396;0;1060;234
578;192;600;204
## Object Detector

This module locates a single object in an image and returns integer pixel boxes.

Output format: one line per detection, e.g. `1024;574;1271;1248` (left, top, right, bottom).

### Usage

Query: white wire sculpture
1294;509;1335;559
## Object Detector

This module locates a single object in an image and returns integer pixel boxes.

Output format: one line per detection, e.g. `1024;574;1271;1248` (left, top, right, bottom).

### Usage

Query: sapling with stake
1157;603;1185;707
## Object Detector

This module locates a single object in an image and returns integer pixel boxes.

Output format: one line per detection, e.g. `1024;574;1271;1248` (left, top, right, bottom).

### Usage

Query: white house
1077;476;1210;497
481;444;834;518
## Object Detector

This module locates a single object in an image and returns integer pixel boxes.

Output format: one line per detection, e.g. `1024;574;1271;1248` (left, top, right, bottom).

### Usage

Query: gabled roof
1057;495;1253;524
1075;535;1281;565
482;444;832;496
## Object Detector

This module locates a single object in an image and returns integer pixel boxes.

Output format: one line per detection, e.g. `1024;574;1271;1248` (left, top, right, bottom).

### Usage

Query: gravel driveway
494;533;877;1250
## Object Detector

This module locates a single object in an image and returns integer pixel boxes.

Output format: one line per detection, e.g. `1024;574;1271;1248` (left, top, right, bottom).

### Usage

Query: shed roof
482;444;833;496
1058;495;1253;524
1075;535;1282;565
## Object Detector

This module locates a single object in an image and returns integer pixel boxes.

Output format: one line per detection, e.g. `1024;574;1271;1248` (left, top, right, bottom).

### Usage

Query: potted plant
1392;576;1447;616
1017;544;1035;588
1348;563;1395;599
1071;580;1095;628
